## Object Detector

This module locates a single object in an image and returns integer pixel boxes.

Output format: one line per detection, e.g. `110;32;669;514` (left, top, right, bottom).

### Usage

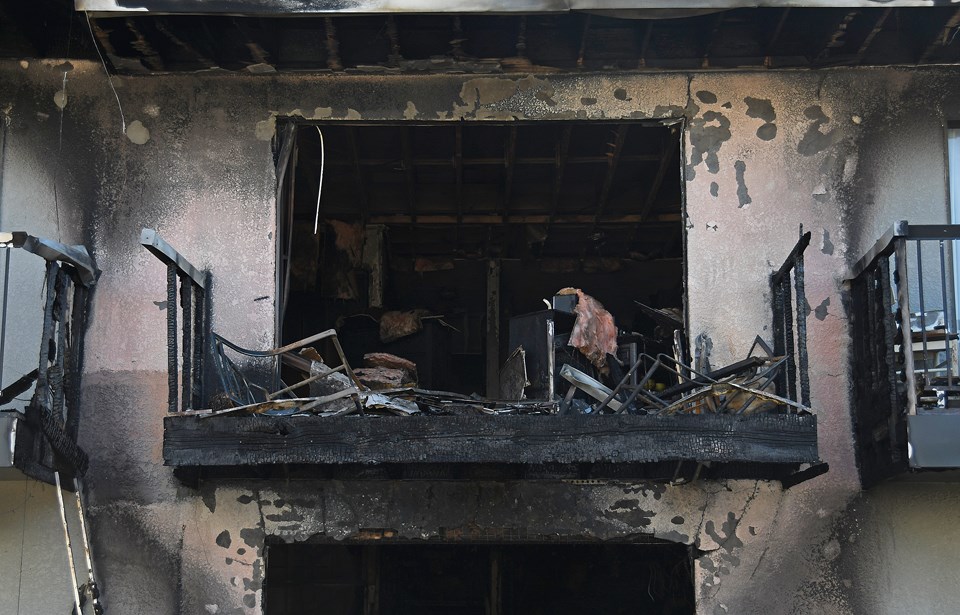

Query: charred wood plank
918;7;960;64
163;413;819;467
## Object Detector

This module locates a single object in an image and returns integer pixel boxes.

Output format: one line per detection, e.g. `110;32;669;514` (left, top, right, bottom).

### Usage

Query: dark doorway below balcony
265;541;695;615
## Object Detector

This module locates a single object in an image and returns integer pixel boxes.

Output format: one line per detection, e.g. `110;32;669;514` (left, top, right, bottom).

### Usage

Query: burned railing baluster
141;228;209;413
769;227;812;412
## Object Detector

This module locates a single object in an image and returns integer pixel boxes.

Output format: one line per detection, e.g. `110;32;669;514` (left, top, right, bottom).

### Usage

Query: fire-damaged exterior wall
2;58;960;614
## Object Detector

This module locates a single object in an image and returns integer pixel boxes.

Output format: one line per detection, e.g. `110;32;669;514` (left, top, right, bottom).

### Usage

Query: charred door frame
271;116;689;362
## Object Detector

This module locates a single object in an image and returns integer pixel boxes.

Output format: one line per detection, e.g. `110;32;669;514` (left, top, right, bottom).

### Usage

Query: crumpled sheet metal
567;288;618;369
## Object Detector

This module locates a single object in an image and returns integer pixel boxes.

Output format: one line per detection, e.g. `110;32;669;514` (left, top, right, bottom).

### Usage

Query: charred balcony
154;121;820;485
849;222;960;487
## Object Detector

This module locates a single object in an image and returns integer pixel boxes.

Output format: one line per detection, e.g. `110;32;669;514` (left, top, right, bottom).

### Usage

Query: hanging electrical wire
313;126;325;234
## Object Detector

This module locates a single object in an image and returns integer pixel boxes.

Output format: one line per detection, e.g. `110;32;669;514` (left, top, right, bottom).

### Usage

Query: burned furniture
849;221;960;487
0;232;97;487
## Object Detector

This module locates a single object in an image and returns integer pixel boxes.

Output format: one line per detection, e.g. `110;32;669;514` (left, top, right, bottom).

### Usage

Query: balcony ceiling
5;2;960;73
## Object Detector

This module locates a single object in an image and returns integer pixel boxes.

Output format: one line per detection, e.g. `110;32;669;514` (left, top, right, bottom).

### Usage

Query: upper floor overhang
76;0;960;16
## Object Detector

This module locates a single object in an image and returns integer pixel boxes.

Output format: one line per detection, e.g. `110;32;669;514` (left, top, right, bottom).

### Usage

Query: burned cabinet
0;232;98;486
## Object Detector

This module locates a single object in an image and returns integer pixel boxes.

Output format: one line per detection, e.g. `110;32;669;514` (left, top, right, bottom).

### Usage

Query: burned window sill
163;412;818;478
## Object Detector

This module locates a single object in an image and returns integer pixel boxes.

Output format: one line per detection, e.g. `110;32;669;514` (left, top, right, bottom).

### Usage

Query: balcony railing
849;221;960;486
0;232;98;485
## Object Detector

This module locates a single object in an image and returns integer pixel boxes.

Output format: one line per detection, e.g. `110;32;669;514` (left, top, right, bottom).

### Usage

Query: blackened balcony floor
163;412;819;483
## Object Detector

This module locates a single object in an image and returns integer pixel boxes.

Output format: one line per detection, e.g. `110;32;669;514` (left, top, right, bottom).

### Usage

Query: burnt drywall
1;60;959;614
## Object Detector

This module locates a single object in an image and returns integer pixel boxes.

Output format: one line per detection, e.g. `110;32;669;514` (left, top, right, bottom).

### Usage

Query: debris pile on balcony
203;288;807;420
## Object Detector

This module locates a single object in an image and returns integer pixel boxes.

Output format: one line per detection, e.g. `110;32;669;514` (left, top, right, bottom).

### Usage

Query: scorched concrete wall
1;59;960;614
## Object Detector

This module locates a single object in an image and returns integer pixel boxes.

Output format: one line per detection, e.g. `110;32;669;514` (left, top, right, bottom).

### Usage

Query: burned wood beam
593;125;629;225
366;213;681;225
324;17;343;70
125;17;165;71
347;127;367;221
639;129;680;223
502;125;517;216
918;7;960;64
386;15;402;66
232;17;270;66
764;8;790;67
162;413;820;467
516;16;527;58
455;124;464;226
577;14;592;69
154;17;215;68
320;154;661;167
855;8;892;64
450;16;465;60
548;126;573;224
701;12;726;68
813;10;859;64
401;127;416;221
638;21;654;68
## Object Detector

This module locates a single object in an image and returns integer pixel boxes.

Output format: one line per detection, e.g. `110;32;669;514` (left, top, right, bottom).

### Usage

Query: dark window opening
265;542;695;614
279;121;684;399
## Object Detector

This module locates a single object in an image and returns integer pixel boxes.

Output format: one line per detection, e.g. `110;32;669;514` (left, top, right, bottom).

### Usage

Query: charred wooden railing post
141;229;209;413
769;227;812;412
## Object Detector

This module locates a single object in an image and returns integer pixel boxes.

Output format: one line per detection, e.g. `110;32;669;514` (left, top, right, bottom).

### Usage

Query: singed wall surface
1;59;960;614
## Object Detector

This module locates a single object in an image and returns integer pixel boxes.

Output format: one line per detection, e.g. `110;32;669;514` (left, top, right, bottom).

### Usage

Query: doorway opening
265;542;695;614
278;120;684;400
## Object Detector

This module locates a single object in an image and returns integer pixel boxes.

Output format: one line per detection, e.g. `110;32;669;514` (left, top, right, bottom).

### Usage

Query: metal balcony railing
849;221;960;485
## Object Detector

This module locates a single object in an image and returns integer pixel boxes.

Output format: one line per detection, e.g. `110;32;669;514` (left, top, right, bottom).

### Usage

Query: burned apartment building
3;1;960;613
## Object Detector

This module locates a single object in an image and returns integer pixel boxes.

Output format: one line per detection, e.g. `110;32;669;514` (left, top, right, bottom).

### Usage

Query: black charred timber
53;267;69;419
167;262;178;413
180;273;192;412
792;236;811;408
192;284;204;410
163;413;818;469
849;255;907;488
65;282;90;440
769;229;811;408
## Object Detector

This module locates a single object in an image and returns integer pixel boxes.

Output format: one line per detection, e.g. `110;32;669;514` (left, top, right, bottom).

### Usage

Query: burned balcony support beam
162;413;820;468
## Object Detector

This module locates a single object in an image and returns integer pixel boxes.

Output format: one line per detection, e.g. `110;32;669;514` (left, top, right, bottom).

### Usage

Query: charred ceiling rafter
918;7;960;64
813;10;860;64
323;17;342;71
450;16;465;61
503;125;517;217
153;17;215;68
347;127;367;223
401;127;417;223
701;12;726;68
576;14;592;69
125;17;165;71
640;128;680;224
386;15;402;67
232;17;271;67
592;124;629;228
637;21;654;68
548;125;574;228
855;7;893;64
764;8;791;67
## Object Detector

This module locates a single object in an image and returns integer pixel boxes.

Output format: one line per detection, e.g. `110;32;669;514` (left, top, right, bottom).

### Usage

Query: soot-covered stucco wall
3;59;960;614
